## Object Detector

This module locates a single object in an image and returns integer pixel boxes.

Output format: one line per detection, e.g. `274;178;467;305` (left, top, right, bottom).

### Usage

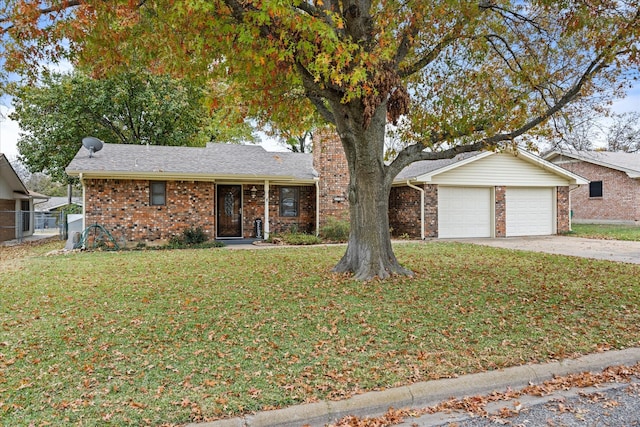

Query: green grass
1;241;640;425
570;223;640;241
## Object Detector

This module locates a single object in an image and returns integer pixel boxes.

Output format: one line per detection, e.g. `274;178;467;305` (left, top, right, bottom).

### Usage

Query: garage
438;187;492;238
506;187;555;236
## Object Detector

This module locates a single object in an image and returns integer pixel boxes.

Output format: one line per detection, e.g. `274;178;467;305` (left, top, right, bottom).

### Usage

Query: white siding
429;153;569;186
438;187;492;238
0;178;13;199
506;188;555;236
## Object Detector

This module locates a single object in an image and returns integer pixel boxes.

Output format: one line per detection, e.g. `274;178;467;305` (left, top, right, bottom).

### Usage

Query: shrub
182;226;208;245
320;216;350;242
169;226;210;248
281;232;321;245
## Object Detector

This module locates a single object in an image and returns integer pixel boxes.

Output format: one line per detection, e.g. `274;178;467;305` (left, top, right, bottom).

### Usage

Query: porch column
264;180;270;239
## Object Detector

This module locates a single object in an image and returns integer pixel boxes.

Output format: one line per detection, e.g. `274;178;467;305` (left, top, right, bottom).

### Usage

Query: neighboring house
544;150;640;224
34;197;83;229
0;153;46;242
65;133;587;245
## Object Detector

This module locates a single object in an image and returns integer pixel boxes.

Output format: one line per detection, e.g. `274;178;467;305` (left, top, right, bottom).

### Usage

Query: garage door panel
438;187;491;238
506;188;554;236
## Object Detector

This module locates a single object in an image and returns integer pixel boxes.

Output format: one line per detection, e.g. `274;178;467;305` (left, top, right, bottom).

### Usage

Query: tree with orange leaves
2;1;639;279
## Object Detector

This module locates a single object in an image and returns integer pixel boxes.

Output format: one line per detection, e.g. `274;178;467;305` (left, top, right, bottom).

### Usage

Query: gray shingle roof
34;197;83;212
394;152;483;181
545;150;640;178
66;143;317;181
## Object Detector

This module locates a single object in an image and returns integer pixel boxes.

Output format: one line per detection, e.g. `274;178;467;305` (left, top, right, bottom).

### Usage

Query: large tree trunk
332;102;413;280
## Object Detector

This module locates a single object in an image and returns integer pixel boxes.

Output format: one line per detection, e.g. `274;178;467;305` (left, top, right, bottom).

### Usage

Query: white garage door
438;187;492;238
506;188;554;236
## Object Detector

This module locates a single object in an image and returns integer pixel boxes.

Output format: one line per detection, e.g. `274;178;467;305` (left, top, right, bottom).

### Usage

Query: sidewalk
188;348;640;427
0;232;60;247
450;236;640;264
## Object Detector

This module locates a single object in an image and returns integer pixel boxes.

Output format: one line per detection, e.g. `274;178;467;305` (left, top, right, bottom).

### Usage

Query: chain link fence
0;210;65;243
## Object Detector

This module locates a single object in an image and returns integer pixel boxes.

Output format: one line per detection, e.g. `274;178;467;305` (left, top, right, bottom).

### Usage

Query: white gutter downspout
406;180;425;240
264;180;270;239
315;179;320;236
79;173;86;232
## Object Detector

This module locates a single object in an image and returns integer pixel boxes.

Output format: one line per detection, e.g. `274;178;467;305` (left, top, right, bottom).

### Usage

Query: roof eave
66;170;317;184
516;150;589;185
393;152;491;184
544;151;640;179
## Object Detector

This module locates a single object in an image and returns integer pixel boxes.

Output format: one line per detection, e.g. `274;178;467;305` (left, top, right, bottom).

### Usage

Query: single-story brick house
65;132;587;245
544;150;640;224
0;153;40;242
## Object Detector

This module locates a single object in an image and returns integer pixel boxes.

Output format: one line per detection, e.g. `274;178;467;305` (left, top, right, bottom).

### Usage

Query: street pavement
189;349;640;427
398;372;640;426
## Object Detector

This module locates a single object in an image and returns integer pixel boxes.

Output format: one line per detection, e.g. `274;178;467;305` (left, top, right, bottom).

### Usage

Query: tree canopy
2;0;639;279
9;69;254;183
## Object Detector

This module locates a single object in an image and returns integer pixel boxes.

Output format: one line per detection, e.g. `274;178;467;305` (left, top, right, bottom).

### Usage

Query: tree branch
296;63;337;124
394;22;421;66
387;45;618;179
1;0;81;35
398;19;468;78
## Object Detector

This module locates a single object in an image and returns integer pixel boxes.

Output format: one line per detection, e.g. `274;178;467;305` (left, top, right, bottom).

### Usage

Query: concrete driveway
450;235;640;264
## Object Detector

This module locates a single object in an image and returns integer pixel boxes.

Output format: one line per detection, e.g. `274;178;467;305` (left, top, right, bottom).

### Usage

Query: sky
1;85;639;161
0;104;20;158
0;99;286;159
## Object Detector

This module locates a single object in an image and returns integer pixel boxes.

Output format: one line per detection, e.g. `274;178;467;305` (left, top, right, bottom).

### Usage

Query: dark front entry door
217;185;242;237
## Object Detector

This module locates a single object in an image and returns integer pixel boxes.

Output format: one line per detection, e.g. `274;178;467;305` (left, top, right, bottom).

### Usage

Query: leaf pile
330;363;640;426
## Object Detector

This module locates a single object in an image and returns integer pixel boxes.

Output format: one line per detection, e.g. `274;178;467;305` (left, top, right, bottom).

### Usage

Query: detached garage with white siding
390;150;588;239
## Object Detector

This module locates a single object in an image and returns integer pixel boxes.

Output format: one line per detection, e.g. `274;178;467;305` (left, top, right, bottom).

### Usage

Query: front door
217;185;242;238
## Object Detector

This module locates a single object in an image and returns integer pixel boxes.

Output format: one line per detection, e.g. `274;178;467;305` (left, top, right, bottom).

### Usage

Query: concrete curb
188;347;640;427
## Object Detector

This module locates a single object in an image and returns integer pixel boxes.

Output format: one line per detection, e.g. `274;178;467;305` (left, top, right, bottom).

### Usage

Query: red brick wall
389;186;422;238
0;199;15;242
495;186;506;237
268;185;316;235
557;186;570;232
242;185;265;238
84;179;216;244
424;185;438;238
388;184;438;238
83;180;317;243
312;129;350;225
555;161;640;223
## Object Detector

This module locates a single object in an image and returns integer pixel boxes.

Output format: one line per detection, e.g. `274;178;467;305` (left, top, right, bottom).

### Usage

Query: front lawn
1;242;639;425
570;223;640;241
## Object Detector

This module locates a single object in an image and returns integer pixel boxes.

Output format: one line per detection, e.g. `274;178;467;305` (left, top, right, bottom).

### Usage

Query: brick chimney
313;128;350;225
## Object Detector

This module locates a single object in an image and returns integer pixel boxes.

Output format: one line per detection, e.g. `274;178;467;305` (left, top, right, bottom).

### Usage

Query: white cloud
611;86;640;114
0;105;20;159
